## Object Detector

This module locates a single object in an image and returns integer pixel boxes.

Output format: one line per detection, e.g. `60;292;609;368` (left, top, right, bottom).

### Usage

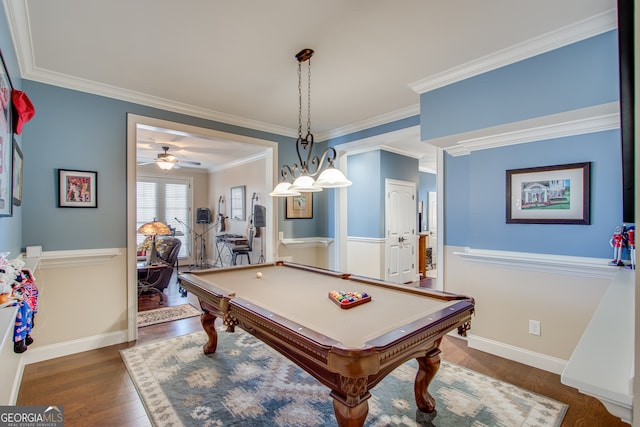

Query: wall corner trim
453;247;619;280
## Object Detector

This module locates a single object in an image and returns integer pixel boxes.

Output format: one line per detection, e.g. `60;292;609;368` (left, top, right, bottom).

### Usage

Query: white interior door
385;180;417;284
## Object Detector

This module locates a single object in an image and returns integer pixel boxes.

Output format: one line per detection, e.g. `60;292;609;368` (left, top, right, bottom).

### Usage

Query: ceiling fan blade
179;160;202;166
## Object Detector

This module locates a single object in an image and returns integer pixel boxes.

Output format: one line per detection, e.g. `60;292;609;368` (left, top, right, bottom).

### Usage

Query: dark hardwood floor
17;273;626;427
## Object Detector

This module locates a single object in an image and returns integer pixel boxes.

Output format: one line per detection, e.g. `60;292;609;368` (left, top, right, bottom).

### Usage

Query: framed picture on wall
0;50;13;217
12;138;22;206
58;169;98;208
286;192;313;219
230;185;245;220
506;162;590;224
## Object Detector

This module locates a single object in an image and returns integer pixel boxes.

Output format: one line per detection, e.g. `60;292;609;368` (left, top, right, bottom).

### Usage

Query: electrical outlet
278;231;284;240
529;320;541;336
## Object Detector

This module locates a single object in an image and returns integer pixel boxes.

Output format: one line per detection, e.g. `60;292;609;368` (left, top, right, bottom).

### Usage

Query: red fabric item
12;90;35;135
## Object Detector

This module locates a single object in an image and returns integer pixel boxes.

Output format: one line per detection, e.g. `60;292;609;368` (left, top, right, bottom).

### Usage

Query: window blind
137;176;191;259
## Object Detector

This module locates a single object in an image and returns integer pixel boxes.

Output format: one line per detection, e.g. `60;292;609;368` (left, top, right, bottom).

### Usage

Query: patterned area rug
121;329;568;426
137;304;201;327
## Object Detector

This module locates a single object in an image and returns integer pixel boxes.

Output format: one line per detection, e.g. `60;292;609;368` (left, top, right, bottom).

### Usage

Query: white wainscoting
278;237;334;269
346;237;386;280
446;246;618;376
0;248;127;404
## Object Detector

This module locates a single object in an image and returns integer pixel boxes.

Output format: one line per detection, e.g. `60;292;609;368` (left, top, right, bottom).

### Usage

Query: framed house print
286;193;313;219
506;162;590;224
0;50;13;217
58;169;98;208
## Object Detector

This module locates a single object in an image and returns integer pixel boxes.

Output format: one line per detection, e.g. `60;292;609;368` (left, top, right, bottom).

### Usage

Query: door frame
126;114;278;341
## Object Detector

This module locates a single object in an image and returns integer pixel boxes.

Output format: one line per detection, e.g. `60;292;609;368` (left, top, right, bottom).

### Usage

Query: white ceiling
4;0;615;171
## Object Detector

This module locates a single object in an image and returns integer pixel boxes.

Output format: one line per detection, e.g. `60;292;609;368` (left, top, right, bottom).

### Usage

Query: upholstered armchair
137;237;182;304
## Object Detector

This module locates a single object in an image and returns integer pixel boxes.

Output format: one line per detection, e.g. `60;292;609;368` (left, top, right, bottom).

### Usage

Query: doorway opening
126;114;278;340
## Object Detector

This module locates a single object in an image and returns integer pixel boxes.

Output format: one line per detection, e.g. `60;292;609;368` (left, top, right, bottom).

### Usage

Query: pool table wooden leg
414;341;442;412
200;312;218;354
332;398;368;427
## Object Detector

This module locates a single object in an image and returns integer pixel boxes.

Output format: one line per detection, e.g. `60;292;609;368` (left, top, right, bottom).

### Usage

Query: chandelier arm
280;164;301;182
296;134;316;173
306;146;337;177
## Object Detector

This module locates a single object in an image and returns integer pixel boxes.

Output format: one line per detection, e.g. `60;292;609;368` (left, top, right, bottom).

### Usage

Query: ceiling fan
139;146;202;170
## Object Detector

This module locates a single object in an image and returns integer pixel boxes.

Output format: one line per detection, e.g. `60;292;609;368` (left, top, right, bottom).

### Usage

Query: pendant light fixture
270;49;351;197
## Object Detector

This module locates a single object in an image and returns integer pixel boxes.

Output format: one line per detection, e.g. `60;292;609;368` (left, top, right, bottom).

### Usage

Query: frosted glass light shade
269;182;301;197
314;167;352;188
289;175;322;192
157;160;175;170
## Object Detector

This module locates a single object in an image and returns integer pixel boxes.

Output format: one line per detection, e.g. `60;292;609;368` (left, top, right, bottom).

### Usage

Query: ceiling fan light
269;182;301;197
289;175;322;192
157;160;175;170
315;166;352;188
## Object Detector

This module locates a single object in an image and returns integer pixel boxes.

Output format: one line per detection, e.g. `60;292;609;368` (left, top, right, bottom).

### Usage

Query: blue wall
421;31;619;140
347;151;382;238
347;150;418;238
445;131;621;258
428;30;624;258
20;80;296;250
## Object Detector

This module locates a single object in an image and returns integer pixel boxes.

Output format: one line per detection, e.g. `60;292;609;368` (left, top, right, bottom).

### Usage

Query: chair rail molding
24;248;122;270
279;237;334;249
453;247;619;280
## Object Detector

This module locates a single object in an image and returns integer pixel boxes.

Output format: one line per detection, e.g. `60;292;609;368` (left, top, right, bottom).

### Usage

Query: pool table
178;261;474;427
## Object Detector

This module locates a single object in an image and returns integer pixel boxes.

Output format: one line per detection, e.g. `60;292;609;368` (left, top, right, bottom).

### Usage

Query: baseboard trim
7;362;24;405
22;330;130;365
467;334;567;375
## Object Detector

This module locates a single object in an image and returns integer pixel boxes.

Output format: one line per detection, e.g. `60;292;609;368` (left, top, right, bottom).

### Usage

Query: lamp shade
269;182;301;197
137;221;171;236
314;166;352;188
289;175;322;192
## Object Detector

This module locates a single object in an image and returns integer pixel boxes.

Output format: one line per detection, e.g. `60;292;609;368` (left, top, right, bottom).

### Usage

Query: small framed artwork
0;50;13;217
506;162;590;224
58;169;98;208
286;192;313;219
12;138;22;206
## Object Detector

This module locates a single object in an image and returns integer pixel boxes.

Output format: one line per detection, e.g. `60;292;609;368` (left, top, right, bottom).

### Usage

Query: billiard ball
256;272;262;278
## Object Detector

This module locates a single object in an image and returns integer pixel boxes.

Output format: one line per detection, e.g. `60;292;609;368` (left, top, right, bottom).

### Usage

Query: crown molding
440;102;619;157
210;151;268;172
318;104;420;141
409;10;617;94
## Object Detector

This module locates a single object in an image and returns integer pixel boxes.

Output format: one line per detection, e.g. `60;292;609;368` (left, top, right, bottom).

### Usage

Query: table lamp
137;221;171;264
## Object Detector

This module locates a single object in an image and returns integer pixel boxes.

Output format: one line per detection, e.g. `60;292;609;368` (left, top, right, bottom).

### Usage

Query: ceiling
4;0;615;172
